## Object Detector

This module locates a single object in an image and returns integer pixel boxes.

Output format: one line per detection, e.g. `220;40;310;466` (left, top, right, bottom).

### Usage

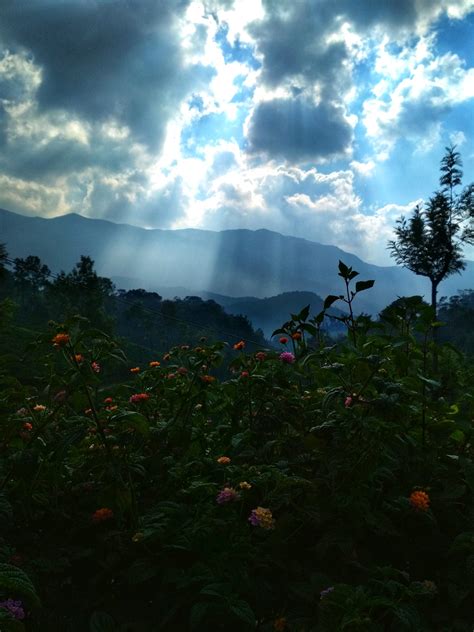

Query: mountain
1;208;473;314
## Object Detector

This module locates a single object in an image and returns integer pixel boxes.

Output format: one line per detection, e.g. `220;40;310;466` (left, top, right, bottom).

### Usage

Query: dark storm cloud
247;97;353;162
0;0;214;149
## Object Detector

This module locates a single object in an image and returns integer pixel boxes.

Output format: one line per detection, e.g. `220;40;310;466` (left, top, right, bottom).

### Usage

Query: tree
13;255;50;291
388;145;474;318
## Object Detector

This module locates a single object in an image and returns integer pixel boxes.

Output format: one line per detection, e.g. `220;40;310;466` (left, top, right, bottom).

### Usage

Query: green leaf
324;295;340;309
89;611;117;632
0;564;40;607
338;260;350;278
229;600;256;627
190;602;211;629
297;304;310;321
355;280;375;293
111;410;149;435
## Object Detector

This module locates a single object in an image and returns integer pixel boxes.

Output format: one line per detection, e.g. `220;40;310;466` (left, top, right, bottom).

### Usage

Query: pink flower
216;487;239;504
279;351;295;364
344;396;353;408
129;393;150;404
91;361;101;373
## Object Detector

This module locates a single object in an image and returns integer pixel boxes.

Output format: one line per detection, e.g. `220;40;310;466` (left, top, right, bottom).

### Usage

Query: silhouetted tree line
0;250;266;354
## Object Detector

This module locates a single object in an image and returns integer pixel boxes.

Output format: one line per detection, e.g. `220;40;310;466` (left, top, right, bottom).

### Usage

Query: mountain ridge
1;207;473;314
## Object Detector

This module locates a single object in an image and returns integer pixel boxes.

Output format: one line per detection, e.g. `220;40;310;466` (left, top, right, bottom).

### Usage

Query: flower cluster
33;404;46;412
149;361;160;367
217;456;231;465
409;490;430;511
238;481;252;490
248;507;275;529
130;367;140;373
92;507;114;523
233;340;245;351
320;586;335;599
91;361;101;373
52;332;70;347
216;487;239;504
129;393;150;404
0;599;25;620
279;351;295;364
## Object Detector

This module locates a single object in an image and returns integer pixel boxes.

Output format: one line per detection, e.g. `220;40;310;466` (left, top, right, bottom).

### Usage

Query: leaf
0;564;40;607
297;305;310;321
111;410;149;435
338;260;350;278
229;600;256;627
89;611;117;632
190;602;211;629
355;280;375;293
324;295;340;309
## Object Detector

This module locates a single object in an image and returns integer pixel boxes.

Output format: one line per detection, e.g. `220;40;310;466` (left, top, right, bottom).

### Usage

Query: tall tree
388;145;473;318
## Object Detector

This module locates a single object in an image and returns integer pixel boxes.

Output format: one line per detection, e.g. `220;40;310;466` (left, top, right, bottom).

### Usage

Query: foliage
0;261;473;630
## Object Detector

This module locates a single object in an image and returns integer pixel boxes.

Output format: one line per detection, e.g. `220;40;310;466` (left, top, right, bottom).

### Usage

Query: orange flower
291;331;302;340
274;618;287;631
23;422;33;431
33;404;46;412
409;490;430;511
201;375;216;384
130;367;140;373
75;354;84;363
233;340;245;351
52;332;70;347
217;456;231;465
149;361;160;367
92;507;114;523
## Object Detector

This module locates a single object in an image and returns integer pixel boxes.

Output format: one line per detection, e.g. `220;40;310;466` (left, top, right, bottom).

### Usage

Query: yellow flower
238;481;252;490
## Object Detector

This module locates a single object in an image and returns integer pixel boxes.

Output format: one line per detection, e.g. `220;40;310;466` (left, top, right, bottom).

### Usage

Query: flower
201;375;216;384
106;405;118;412
409;490;430;511
279;351;295;364
52;332;70;347
0;599;25;620
279;337;288;344
255;351;267;362
241;370;249;378
344;396;353;408
320;586;335;599
33;404;46;412
91;361;101;373
74;353;84;363
149;361;160;367
84;408;93;415
130;367;140;373
177;366;188;375
274;617;287;631
129;393;150;404
23;422;33;431
238;481;252;490
132;532;144;543
217;456;231;464
233;340;245;350
92;507;114;523
248;507;275;529
216;487;239;504
421;580;437;594
291;331;302;340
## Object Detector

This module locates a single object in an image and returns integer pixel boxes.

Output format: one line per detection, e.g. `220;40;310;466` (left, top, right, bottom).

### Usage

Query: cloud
246;97;353;162
0;0;214;150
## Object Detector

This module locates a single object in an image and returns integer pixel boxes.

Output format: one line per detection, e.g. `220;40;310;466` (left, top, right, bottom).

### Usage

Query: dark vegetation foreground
0;254;473;631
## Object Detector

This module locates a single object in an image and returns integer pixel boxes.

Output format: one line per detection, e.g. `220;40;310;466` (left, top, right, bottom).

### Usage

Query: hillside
1;208;473;314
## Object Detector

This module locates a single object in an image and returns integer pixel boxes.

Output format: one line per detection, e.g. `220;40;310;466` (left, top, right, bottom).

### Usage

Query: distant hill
1;207;473;314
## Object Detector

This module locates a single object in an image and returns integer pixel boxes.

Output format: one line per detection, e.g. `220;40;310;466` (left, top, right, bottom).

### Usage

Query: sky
1;0;473;265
